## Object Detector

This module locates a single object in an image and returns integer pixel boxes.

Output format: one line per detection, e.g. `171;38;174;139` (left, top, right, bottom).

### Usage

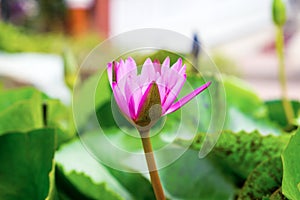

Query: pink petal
155;76;166;102
162;75;186;113
116;58;137;94
141;58;156;82
164;81;211;115
124;57;137;76
116;59;125;83
153;59;161;73
112;84;131;118
161;57;170;74
178;64;187;77
171;58;182;72
124;76;142;118
107;62;113;86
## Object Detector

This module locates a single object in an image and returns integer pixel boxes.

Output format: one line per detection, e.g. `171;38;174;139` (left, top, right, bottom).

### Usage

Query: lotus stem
275;26;294;125
139;130;165;200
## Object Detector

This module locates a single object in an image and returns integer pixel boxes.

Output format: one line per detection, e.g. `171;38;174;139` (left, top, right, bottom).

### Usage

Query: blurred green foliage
0;22;102;62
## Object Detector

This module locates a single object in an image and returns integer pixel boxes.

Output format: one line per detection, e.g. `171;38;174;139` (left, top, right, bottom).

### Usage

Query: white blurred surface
0;52;71;104
110;0;273;47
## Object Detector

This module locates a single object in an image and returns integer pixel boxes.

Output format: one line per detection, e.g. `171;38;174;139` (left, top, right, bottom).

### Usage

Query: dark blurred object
192;33;200;59
37;0;67;32
0;0;66;32
191;33;201;72
0;0;37;25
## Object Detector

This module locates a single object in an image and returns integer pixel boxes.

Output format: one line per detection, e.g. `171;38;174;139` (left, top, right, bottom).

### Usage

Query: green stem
139;130;165;200
275;26;294;125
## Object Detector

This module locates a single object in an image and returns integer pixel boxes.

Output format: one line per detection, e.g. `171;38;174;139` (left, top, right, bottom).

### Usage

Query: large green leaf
159;149;236;200
238;156;283;199
186;130;289;179
45;99;76;146
0;128;55;200
282;128;300;199
0;87;43;134
0;87;38;110
55;138;133;200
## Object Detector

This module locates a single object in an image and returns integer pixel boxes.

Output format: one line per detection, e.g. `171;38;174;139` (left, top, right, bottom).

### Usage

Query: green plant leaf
0;128;55;200
282;128;300;199
0;87;43;134
238;156;283;199
159;148;236;200
55;138;133;200
45;99;76;146
265;100;300;129
180;130;289;179
105;168;155;200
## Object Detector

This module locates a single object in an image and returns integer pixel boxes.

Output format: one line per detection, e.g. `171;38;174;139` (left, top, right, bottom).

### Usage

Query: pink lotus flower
107;57;211;128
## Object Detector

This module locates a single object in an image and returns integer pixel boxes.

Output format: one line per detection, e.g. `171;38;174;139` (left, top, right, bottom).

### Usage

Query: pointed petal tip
162;56;170;67
164;81;211;115
153;59;160;64
205;81;212;87
127;56;134;61
145;57;153;63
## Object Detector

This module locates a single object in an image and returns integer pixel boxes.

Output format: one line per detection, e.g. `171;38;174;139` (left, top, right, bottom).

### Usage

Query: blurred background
0;0;299;102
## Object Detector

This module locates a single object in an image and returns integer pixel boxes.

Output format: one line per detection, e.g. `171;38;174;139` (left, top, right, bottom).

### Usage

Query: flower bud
272;0;286;26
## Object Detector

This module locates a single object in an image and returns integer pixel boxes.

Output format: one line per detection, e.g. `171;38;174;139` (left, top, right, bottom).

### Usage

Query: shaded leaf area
55;138;136;200
106;168;155;200
160;149;237;200
282;128;300;199
265;100;300;131
269;188;288;200
0;128;55;200
187;130;289;179
56;169;123;200
238;156;283;200
0;87;43;134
